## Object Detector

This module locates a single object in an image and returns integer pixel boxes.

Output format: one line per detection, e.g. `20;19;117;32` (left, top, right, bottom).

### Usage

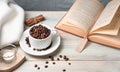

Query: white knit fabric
0;0;24;48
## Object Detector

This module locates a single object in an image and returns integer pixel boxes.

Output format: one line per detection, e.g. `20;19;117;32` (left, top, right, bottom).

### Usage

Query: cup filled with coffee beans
28;24;56;49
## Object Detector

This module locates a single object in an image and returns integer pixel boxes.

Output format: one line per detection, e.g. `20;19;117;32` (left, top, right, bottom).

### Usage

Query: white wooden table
14;11;120;72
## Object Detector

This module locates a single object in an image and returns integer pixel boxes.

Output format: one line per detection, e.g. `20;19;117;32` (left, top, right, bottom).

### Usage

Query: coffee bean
37;67;40;70
45;65;48;68
68;63;71;65
49;56;52;58
63;69;66;72
38;49;42;51
25;37;31;47
51;57;54;61
57;58;60;61
46;61;49;64
38;49;40;51
33;48;36;51
65;58;69;61
59;55;62;58
33;46;52;52
49;56;54;61
37;49;39;51
63;55;67;60
34;64;37;68
53;62;55;65
41;34;45;39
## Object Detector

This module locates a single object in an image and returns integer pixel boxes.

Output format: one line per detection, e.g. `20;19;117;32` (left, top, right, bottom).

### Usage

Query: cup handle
51;29;57;41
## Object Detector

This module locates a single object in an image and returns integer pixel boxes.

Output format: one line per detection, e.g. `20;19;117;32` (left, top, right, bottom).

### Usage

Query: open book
55;0;120;52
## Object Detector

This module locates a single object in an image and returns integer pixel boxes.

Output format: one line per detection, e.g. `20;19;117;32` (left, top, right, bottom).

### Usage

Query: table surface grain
14;11;120;72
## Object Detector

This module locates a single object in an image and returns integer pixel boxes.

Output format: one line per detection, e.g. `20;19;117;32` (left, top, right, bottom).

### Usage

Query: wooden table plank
14;61;120;72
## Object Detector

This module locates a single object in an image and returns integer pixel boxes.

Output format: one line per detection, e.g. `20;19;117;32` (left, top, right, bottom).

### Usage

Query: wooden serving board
0;51;25;72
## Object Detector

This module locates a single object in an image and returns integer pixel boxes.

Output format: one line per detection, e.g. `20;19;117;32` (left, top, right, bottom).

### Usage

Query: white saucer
19;28;61;56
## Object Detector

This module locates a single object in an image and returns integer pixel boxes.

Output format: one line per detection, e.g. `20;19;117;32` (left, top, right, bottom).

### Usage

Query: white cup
28;24;56;49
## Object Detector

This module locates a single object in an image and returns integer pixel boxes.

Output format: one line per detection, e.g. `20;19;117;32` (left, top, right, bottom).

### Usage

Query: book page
89;32;120;48
91;0;120;35
80;27;120;52
65;0;104;32
56;0;104;37
89;24;120;48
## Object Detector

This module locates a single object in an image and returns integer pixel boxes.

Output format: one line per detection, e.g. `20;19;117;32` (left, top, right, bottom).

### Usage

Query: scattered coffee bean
51;57;54;61
63;69;66;72
46;61;49;64
39;49;42;51
34;55;71;71
49;56;52;58
53;62;55;65
57;58;60;61
65;58;69;61
49;56;54;61
63;55;67;60
45;65;48;68
33;49;35;50
25;37;31;47
59;55;62;58
68;63;71;65
38;49;42;51
63;55;70;61
33;42;52;52
38;67;40;70
37;49;39;51
34;64;37;68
